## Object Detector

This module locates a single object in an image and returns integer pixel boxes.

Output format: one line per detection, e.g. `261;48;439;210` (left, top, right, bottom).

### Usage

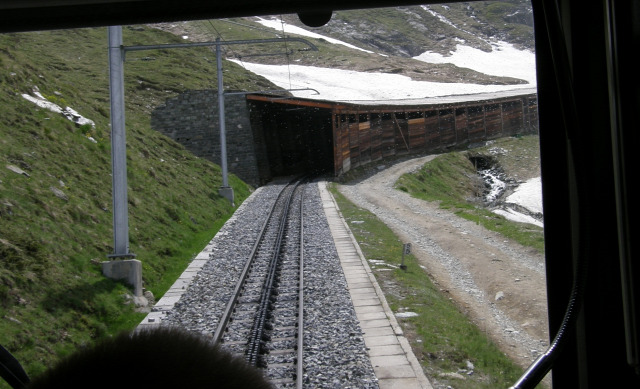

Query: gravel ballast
153;181;379;388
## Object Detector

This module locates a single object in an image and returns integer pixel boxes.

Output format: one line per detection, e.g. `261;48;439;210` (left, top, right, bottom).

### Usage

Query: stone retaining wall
151;90;260;186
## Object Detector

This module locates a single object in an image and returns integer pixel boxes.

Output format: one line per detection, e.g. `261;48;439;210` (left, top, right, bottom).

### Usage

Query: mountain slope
284;1;534;57
154;2;534;87
0;26;276;383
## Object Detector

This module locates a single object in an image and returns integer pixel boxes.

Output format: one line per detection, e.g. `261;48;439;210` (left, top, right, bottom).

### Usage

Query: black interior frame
2;1;639;387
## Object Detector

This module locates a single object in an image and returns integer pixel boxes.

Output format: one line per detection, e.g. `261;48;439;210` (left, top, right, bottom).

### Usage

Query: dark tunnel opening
248;99;334;183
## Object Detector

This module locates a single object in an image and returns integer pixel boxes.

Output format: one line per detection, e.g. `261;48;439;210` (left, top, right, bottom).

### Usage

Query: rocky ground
335;154;551;386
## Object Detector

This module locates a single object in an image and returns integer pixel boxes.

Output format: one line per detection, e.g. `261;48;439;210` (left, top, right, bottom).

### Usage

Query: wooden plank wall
408;115;425;150
333;93;538;175
439;108;456;146
358;116;371;165
455;108;469;144
348;114;359;167
381;113;395;158
467;105;485;142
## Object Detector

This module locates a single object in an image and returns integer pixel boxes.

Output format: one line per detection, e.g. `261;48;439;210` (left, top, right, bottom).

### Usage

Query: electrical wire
204;19;248;71
279;15;293;89
220;18;284;36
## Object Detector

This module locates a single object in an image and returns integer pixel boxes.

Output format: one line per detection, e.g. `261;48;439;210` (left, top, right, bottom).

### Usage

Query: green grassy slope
0;26;274;383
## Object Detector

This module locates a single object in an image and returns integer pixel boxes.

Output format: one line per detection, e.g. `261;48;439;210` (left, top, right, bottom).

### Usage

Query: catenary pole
217;39;231;194
103;32;317;292
108;25;132;257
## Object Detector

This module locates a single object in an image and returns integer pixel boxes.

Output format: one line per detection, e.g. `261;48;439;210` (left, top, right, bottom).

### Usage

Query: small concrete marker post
401;243;411;271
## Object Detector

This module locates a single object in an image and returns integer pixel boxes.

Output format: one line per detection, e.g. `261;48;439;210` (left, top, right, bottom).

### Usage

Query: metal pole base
219;186;235;207
102;258;142;296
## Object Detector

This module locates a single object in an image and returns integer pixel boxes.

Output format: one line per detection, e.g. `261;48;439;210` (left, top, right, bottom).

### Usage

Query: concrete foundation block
102;259;142;296
219;186;235;206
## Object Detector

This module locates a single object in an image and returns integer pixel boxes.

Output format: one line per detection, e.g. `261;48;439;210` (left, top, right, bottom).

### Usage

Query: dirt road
335;155;549;373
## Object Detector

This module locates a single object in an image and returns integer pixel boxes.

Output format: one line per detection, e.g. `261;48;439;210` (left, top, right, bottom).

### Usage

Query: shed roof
246;87;537;112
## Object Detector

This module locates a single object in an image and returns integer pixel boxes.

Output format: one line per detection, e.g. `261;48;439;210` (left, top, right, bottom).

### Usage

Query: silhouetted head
25;326;273;389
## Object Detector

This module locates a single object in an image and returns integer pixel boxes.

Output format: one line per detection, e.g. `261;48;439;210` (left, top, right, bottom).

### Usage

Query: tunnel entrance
247;95;334;183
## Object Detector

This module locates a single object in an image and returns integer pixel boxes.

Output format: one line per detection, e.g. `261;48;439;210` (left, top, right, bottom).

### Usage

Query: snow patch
494;207;543;228
396;312;419;318
494;177;543;227
414;41;537;85
505;177;543;215
230;60;535;102
21;87;95;128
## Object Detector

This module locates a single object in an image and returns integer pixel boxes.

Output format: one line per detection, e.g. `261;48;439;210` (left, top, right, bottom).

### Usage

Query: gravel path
335;155;550;373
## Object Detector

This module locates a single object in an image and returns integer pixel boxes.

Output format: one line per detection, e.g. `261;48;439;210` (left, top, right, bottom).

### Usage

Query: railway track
212;178;306;388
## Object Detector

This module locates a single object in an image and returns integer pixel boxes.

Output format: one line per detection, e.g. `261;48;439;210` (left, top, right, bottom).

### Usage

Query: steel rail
212;182;292;344
245;179;302;366
296;184;305;389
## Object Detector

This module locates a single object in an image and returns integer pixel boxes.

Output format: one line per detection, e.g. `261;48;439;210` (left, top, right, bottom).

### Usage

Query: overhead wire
204;19;248;71
220;18;284;36
205;16;314;96
279;15;293;90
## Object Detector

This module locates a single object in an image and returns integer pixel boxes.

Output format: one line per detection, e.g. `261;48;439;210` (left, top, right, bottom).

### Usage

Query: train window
0;2;572;389
165;5;546;387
